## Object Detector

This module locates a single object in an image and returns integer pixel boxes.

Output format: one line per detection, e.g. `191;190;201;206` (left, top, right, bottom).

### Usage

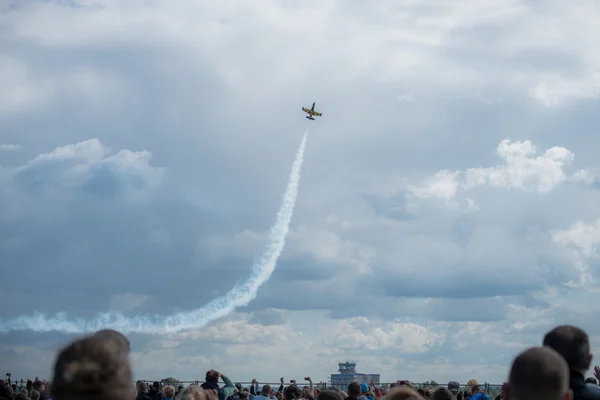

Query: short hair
508;346;569;400
586;377;597;384
261;385;271;396
164;386;176;398
384;387;424;400
30;390;40;400
93;329;131;354
205;370;219;383
176;386;207;400
51;334;133;400
543;325;591;371
431;388;453;400
283;385;302;400
317;390;343;400
347;383;361;397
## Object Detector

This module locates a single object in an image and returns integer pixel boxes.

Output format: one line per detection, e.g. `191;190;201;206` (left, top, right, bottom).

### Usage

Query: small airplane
302;102;322;120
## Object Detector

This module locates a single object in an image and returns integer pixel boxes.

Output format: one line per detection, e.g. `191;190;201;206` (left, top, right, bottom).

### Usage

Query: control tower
330;361;380;389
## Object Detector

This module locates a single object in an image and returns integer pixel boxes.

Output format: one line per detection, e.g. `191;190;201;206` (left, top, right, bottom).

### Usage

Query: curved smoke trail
0;131;309;335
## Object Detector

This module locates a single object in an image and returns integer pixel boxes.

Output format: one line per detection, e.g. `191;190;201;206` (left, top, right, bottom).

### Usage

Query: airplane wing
313;111;322;117
311;102;315;111
302;107;310;113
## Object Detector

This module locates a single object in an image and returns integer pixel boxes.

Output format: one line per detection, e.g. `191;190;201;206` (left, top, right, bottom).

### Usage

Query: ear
561;389;574;400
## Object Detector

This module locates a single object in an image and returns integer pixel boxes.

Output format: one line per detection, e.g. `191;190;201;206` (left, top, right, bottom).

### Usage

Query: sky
3;0;600;386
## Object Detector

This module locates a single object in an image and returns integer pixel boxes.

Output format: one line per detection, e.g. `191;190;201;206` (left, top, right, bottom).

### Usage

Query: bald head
507;346;572;400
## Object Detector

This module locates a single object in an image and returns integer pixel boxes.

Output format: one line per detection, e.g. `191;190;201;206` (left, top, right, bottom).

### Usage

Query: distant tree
421;381;439;388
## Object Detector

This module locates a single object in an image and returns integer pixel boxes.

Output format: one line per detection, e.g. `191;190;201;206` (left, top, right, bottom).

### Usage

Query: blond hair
164;386;176;398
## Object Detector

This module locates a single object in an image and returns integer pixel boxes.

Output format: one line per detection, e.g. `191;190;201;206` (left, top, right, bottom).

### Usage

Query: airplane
302;102;322;120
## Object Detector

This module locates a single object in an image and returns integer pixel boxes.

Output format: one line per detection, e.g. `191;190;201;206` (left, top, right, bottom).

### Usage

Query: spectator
447;382;460;400
317;390;344;400
201;370;235;400
50;333;134;400
31;390;40;400
504;346;571;400
137;381;152;400
254;384;273;400
149;382;165;400
431;389;453;400
347;383;361;400
468;386;490;400
359;384;373;400
32;380;46;400
177;386;207;400
93;329;131;354
543;325;600;400
586;378;598;385
163;386;175;400
385;387;424;400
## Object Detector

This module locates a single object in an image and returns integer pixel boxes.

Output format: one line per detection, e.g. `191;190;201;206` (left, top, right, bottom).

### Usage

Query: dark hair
283;385;302;400
509;346;569;400
316;390;343;400
347;383;361;397
51;334;133;400
93;329;130;354
431;388;453;400
261;385;271;396
543;325;591;371
205;371;219;382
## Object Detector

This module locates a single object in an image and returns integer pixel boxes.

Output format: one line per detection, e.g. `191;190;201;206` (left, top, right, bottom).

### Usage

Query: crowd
2;324;600;400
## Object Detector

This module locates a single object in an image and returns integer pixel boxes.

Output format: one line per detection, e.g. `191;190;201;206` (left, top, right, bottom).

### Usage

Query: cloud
409;139;583;209
0;144;22;151
3;0;600;386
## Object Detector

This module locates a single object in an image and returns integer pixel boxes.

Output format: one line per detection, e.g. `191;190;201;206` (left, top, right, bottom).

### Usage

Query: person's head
93;329;131;355
32;381;42;391
164;386;175;399
51;334;134;400
360;384;369;394
384;387;424;400
586;377;597;384
136;381;147;393
431;388;452;400
30;390;40;400
177;386;207;400
276;392;284;400
505;346;572;400
283;385;302;400
205;371;219;383
261;385;271;397
15;393;27;400
447;382;459;397
317;390;344;400
347;383;361;398
543;325;592;373
471;385;481;395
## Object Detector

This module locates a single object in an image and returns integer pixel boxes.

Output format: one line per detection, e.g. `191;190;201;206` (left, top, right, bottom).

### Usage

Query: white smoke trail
0;131;309;335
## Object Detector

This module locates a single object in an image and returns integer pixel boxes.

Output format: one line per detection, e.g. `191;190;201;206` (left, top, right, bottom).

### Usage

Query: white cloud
408;170;460;201
410;139;579;207
331;318;445;353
